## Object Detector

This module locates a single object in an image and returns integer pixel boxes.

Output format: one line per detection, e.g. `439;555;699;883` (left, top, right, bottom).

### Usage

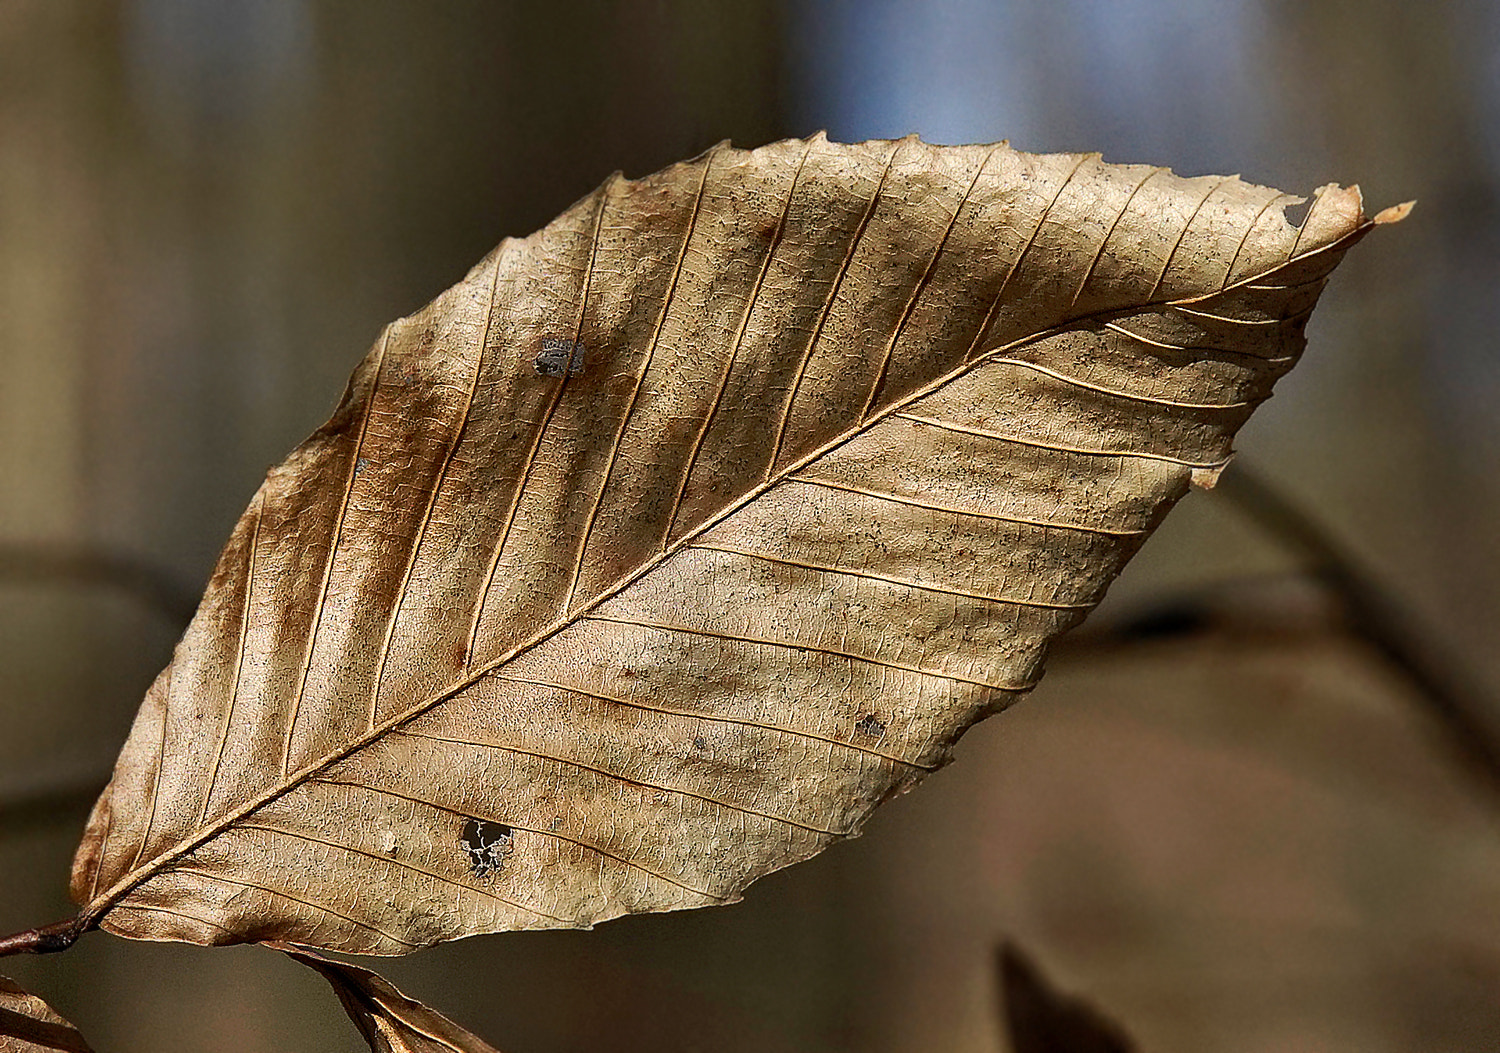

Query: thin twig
0;917;87;958
1216;462;1500;796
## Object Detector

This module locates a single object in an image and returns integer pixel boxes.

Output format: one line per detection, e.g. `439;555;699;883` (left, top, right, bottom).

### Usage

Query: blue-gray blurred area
2;2;1498;1051
794;0;1276;174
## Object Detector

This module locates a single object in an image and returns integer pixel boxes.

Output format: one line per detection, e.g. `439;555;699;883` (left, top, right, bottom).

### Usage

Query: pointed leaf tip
997;943;1136;1053
274;943;504;1053
0;975;93;1053
1375;200;1416;224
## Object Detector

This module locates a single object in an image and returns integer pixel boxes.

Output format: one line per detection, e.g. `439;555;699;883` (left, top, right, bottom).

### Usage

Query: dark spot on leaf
535;337;586;377
855;714;886;738
693;735;708;750
460;818;514;878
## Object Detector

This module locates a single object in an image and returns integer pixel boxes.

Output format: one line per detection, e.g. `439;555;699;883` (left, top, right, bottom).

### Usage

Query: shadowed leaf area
0;976;91;1053
276;944;502;1053
64;135;1405;954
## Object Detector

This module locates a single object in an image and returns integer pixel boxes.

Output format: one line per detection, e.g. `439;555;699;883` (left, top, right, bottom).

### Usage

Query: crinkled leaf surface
0;976;92;1053
275;944;502;1053
69;135;1406;953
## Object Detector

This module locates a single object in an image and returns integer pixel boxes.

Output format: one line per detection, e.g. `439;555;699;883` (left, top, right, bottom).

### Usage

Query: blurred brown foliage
2;3;1495;1051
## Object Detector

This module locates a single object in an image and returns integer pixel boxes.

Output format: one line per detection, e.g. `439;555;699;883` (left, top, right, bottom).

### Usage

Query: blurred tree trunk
1;5;806;1051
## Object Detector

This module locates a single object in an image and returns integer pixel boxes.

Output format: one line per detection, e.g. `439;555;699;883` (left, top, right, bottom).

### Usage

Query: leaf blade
71;137;1397;952
0;976;92;1053
274;944;503;1053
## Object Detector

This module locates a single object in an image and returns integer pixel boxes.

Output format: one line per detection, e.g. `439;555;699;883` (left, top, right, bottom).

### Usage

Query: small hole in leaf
460;818;514;878
1280;198;1312;229
854;714;886;738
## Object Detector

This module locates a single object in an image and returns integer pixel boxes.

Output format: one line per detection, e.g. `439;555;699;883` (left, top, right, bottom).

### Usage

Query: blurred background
2;2;1498;1050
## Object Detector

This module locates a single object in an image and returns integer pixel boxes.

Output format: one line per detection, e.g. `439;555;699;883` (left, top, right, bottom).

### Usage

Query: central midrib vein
83;213;1374;926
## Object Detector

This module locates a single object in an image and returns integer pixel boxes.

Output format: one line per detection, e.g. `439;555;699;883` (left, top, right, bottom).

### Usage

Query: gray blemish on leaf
854;714;886;739
460;818;514;878
354;457;370;477
534;337;586;377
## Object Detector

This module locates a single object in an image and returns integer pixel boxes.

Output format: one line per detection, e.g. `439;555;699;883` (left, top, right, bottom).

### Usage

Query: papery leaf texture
69;135;1408;953
275;944;502;1053
0;976;92;1053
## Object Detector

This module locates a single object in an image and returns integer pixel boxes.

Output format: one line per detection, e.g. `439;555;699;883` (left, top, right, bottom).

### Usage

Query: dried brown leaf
0;976;91;1053
273;943;501;1053
67;135;1405;953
